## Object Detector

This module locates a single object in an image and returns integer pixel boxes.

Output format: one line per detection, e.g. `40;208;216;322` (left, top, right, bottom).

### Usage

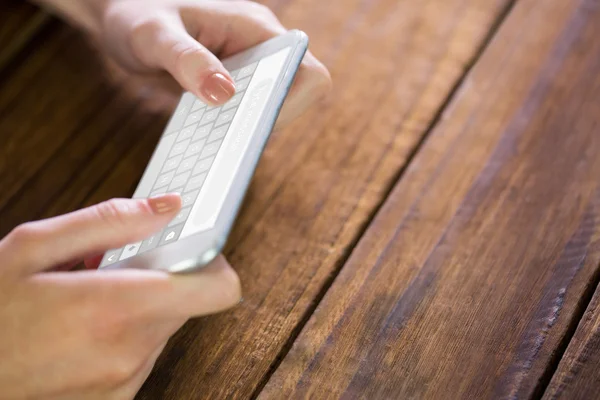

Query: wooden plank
132;0;514;398
259;0;600;398
543;284;600;399
0;25;129;236
0;1;50;74
0;0;511;398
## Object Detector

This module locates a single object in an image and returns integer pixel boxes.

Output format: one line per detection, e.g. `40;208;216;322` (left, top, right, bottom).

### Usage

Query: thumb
2;194;181;275
131;14;236;105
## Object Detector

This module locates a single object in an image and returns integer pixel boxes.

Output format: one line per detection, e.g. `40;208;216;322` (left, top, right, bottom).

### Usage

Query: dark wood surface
2;0;600;399
0;1;49;73
261;0;600;398
544;286;600;400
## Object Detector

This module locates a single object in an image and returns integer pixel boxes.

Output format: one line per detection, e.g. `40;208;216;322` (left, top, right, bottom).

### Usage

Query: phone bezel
101;30;309;273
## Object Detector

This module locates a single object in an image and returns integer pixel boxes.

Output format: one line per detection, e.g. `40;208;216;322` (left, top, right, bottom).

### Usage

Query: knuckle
171;42;204;71
129;15;164;39
127;15;168;64
9;222;40;246
93;198;139;229
7;222;45;263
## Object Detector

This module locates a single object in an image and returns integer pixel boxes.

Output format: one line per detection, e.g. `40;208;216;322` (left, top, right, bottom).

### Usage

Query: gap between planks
248;0;520;398
537;260;600;399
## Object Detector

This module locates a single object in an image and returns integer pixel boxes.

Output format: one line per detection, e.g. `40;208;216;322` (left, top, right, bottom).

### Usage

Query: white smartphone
99;30;308;273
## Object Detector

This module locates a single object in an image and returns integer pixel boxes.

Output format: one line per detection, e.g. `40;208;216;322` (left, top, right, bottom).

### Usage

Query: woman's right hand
0;194;241;399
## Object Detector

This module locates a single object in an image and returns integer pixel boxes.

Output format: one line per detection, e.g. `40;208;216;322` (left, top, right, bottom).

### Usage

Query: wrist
33;0;113;36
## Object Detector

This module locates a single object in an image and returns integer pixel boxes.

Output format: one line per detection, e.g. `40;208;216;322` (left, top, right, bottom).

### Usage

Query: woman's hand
0;194;241;399
36;0;332;127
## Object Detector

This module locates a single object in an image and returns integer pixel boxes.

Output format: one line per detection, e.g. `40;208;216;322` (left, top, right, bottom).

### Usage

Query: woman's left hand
39;0;332;126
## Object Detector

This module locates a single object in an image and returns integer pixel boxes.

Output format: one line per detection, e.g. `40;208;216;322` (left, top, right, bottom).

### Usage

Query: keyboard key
169;139;190;158
161;154;183;173
165;93;194;134
236;61;258;80
179;75;276;237
132;134;177;199
120;241;142;260
102;249;123;266
169;171;191;191
176;155;198;175
236;76;251;91
184;139;206;158
154;170;175;189
229;68;240;80
215;110;235;127
181;190;199;207
192;156;214;176
184;172;207;192
222;92;243;111
177;124;197;142
168;207;192;227
207;124;229;143
200;108;219;125
138;232;161;254
149;188;166;198
199;142;220;159
160;224;184;246
183;109;204;127
191;98;206;112
193;123;212;142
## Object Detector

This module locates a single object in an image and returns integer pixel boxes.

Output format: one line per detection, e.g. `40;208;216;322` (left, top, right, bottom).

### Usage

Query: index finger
29;255;241;320
184;2;332;128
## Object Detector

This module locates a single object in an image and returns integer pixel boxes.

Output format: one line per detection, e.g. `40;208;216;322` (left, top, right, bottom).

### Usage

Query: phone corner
289;29;309;45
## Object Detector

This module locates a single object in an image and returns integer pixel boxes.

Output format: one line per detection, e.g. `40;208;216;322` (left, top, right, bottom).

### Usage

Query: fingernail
201;73;236;104
148;193;181;214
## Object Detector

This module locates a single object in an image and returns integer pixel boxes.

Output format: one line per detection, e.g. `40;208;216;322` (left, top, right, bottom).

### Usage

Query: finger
274;51;332;129
105;58;182;111
187;3;332;128
32;254;241;319
130;13;236;105
2;194;181;274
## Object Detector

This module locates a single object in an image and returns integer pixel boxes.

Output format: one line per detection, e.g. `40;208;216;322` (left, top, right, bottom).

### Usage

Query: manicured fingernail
148;193;181;214
201;73;235;104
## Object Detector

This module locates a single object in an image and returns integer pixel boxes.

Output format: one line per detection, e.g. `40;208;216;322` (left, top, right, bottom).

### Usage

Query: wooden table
2;0;600;398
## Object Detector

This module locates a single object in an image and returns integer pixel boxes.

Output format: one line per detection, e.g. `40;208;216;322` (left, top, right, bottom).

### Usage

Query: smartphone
98;30;308;273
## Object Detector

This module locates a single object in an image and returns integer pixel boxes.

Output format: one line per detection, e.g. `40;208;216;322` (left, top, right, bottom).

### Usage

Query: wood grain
0;1;49;74
0;0;514;398
260;0;600;398
137;0;513;398
543;283;600;399
0;25;131;236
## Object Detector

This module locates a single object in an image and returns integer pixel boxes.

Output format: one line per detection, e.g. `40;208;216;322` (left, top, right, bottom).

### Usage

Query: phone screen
100;46;292;267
